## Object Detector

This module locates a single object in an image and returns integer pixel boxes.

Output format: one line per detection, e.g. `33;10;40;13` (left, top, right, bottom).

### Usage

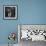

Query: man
5;7;15;17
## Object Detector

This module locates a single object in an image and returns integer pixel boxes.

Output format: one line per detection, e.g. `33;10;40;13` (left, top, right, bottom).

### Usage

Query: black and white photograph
18;25;46;46
3;5;17;19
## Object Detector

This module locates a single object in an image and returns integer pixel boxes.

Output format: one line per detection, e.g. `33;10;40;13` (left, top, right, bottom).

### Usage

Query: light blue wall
0;0;19;44
20;0;46;24
0;0;46;44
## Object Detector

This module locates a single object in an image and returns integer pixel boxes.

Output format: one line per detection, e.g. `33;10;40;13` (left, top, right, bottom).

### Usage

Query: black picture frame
3;5;18;20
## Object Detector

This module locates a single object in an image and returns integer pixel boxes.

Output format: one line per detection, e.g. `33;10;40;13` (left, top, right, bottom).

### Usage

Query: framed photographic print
3;5;17;20
18;24;46;42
